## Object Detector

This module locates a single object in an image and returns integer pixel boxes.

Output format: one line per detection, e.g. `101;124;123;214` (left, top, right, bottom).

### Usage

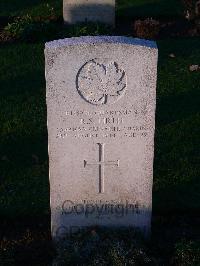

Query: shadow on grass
153;182;200;214
0;133;47;169
0;106;48;217
0;70;45;96
117;0;183;19
0;43;44;98
156;90;200;125
0;215;54;266
153;90;200;214
0;0;42;16
0;214;199;265
157;38;200;61
0;0;61;17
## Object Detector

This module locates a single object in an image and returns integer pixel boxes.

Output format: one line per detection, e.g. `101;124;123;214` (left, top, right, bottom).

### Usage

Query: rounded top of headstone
45;36;157;50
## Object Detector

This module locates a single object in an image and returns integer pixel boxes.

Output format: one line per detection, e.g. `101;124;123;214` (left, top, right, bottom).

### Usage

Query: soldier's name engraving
80;117;124;125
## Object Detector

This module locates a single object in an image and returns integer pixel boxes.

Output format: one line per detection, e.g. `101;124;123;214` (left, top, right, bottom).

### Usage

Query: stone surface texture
45;36;158;241
63;0;115;25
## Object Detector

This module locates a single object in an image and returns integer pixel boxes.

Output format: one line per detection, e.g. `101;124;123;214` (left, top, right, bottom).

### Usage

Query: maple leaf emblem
77;59;127;105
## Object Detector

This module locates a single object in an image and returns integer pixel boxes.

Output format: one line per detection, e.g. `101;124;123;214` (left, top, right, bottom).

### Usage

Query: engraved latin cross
84;143;119;193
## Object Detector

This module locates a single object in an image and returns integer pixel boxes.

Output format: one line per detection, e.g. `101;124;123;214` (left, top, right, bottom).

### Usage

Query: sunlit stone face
45;36;158;241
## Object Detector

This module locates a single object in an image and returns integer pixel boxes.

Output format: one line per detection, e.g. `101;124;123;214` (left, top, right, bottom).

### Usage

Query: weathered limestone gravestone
45;36;158;241
63;0;115;26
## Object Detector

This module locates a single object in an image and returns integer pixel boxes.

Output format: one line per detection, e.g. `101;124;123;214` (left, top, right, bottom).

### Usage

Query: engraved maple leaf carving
77;60;126;105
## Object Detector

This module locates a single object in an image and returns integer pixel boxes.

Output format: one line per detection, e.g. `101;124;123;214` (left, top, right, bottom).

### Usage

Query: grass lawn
0;0;183;18
0;43;48;218
117;0;183;18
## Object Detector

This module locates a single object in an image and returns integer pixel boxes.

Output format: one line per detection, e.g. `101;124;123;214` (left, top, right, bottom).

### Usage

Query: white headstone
63;0;115;26
45;36;158;241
